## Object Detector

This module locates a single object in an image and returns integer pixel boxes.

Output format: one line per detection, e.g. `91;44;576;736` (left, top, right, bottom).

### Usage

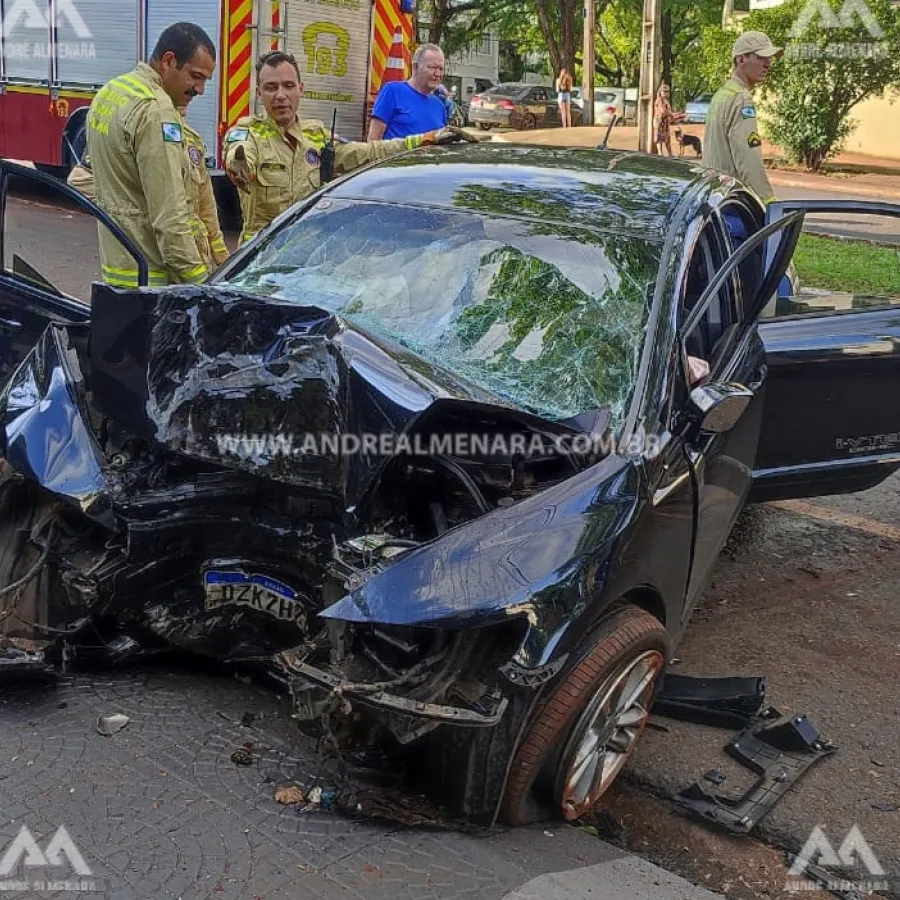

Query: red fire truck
0;0;415;177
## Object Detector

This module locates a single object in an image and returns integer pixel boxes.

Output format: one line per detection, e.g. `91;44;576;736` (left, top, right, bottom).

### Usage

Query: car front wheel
499;605;667;825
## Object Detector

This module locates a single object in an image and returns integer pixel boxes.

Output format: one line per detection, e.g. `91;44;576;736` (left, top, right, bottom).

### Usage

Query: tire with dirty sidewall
499;605;668;826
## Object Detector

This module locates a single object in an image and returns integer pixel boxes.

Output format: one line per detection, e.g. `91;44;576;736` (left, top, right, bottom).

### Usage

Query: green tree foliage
744;0;900;169
593;0;722;101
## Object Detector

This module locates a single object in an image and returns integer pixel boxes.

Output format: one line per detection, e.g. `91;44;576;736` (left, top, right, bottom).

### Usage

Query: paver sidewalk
0;667;724;899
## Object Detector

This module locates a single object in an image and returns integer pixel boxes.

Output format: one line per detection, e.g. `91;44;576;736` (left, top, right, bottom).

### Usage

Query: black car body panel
754;304;900;500
0;150;897;823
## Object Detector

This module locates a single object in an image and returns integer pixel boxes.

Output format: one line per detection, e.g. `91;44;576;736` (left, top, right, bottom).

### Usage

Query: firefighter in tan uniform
702;31;783;206
224;51;475;244
183;118;230;269
71;115;230;273
85;22;217;288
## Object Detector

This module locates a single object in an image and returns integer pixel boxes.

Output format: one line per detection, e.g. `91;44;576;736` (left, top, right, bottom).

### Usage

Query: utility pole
637;0;661;152
582;0;596;126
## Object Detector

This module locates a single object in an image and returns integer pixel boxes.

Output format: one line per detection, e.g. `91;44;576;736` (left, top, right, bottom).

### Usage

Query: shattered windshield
216;200;661;424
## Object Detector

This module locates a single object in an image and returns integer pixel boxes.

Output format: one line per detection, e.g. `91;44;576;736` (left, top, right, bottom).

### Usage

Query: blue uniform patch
226;127;249;142
161;122;183;143
741;105;756;119
306;148;320;166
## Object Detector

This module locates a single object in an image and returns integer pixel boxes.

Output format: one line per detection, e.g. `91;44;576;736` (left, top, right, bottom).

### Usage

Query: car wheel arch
498;603;669;825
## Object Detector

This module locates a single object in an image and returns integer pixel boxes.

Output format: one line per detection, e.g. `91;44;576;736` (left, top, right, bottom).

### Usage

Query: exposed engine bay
0;283;614;807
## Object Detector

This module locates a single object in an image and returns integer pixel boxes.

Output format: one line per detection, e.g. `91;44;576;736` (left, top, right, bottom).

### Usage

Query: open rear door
751;199;900;501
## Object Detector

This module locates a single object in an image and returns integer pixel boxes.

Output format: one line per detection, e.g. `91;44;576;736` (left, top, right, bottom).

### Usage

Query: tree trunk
428;0;447;46
535;0;563;74
535;0;579;75
661;10;672;90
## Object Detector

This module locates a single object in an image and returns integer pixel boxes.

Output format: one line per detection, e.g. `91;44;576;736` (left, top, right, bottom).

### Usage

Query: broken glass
218;200;662;425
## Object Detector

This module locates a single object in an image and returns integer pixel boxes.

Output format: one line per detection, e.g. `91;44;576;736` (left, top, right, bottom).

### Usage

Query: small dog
674;128;702;157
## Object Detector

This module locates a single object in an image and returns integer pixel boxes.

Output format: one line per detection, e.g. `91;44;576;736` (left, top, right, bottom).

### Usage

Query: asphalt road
2;188;900;897
770;184;900;245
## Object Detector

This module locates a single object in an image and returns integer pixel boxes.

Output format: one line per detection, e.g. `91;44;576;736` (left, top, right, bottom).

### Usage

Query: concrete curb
502;855;724;899
769;173;900;200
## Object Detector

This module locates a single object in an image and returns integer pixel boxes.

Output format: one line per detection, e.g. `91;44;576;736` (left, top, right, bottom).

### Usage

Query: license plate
203;570;305;625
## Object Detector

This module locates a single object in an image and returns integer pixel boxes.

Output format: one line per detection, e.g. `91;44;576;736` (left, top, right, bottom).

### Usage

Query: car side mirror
689;382;754;434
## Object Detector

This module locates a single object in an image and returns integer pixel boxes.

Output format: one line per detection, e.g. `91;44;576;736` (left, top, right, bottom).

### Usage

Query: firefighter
86;22;216;289
67;111;230;273
224;51;474;245
702;31;783;206
182;112;230;270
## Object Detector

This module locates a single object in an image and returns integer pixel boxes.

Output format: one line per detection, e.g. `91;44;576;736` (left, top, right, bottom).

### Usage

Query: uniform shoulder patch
747;131;762;148
226;127;250;143
189;145;203;166
306;148;320;166
741;105;757;119
162;121;183;143
250;121;277;138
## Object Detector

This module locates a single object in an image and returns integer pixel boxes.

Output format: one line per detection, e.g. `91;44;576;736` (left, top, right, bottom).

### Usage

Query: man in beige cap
702;31;783;206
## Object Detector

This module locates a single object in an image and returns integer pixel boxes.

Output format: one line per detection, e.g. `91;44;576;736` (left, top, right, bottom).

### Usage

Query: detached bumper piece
652;673;766;727
675;707;836;835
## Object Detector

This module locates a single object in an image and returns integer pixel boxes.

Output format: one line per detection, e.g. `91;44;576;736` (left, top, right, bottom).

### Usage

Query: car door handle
0;317;23;333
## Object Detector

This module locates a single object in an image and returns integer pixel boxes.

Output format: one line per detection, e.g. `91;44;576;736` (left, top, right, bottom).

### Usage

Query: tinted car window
483;83;523;97
217;200;661;424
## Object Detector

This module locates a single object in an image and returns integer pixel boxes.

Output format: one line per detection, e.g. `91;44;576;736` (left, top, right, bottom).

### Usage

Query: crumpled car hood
87;283;604;510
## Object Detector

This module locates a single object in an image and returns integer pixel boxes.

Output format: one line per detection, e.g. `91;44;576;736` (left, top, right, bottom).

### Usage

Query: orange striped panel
271;0;281;50
369;0;413;97
226;0;253;127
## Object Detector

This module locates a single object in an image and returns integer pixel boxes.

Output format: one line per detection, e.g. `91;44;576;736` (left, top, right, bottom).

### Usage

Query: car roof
327;144;708;242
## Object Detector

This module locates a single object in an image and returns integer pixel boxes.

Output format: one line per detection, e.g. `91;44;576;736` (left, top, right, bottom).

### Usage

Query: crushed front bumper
277;649;509;733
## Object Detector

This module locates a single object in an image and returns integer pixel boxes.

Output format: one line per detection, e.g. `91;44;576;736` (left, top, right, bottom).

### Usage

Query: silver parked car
684;93;713;124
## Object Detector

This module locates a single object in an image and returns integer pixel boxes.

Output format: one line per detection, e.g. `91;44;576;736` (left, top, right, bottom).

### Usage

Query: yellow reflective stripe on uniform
404;135;424;150
210;236;227;253
182;264;208;284
114;75;153;98
102;266;168;287
108;79;147;101
303;131;326;149
240;230;256;245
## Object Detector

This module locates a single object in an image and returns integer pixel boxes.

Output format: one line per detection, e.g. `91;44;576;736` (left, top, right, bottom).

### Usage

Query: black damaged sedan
0;146;898;826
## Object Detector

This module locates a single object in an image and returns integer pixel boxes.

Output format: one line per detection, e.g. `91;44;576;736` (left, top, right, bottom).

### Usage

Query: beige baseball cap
732;31;783;58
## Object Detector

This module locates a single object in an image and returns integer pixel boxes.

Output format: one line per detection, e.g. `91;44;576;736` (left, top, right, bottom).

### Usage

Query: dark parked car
469;82;582;130
0;151;898;827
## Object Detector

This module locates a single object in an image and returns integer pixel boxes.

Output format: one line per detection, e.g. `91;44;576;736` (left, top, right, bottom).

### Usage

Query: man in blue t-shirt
367;43;449;140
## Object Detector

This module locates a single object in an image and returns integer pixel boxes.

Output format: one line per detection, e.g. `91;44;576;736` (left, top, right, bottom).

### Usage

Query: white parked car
570;87;635;125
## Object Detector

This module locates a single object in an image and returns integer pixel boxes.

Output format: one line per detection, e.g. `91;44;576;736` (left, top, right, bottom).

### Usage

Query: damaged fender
321;457;642;669
0;323;114;527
